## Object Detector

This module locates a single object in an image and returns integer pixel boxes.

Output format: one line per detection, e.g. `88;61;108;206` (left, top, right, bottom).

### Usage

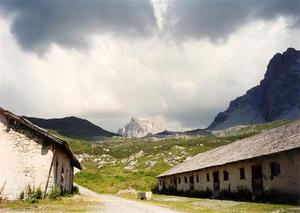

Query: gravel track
78;185;179;213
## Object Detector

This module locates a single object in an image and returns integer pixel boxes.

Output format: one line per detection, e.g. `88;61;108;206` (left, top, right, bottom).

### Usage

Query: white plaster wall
0;118;54;200
159;149;300;195
262;150;300;194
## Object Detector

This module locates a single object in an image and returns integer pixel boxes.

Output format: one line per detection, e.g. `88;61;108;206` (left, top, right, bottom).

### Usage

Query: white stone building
157;120;300;202
0;108;81;200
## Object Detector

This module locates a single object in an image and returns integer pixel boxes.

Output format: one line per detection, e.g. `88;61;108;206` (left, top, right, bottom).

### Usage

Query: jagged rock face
118;118;165;137
208;48;300;130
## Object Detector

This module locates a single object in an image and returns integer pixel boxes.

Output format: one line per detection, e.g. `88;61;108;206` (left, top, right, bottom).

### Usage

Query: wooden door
251;165;263;196
213;171;220;194
189;176;194;191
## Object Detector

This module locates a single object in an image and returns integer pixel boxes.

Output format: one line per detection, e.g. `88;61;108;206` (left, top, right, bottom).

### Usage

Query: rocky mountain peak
208;48;300;130
118;117;166;137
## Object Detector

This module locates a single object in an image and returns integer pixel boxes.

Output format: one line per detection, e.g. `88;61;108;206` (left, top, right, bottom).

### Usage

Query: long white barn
157;120;300;202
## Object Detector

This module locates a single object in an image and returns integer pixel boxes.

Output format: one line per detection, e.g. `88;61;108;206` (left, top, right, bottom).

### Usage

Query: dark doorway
213;171;220;195
189;176;194;191
173;177;177;190
251;165;263;196
61;167;65;192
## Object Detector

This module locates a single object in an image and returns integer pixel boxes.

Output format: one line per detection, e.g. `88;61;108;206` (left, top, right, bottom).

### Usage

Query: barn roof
157;120;300;178
0;107;81;169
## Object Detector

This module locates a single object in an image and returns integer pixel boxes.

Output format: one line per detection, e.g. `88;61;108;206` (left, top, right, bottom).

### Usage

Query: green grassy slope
214;120;290;137
52;120;290;194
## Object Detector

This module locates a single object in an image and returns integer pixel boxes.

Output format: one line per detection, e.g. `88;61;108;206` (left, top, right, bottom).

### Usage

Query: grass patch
48;130;92;154
216;120;290;137
120;194;300;213
0;195;101;212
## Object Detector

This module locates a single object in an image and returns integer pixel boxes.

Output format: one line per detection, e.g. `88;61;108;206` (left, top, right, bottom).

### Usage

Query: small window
206;173;210;182
196;175;199;183
240;168;245;179
184;176;188;183
223;171;229;181
270;162;280;179
178;177;181;184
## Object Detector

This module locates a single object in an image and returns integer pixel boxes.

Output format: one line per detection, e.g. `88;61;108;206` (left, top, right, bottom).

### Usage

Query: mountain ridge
147;128;212;139
25;116;119;140
208;48;300;130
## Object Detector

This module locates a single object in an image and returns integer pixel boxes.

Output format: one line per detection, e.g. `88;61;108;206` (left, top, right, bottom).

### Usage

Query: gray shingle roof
157;120;300;177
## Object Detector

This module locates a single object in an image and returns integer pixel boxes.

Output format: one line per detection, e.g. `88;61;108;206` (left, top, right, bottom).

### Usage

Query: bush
18;191;25;200
236;186;252;200
20;185;43;203
71;185;80;195
151;185;159;194
34;187;43;199
193;188;212;198
48;186;62;200
218;189;232;199
262;189;299;204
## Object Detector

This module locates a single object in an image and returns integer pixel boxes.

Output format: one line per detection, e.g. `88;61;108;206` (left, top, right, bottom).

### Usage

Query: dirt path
78;185;179;213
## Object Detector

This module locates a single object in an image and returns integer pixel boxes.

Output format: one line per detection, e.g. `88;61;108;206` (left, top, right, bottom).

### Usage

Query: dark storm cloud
0;0;157;53
164;0;300;40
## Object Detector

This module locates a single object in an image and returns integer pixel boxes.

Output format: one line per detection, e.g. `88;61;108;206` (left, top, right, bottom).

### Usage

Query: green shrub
20;185;43;204
71;185;80;195
25;185;34;199
18;191;25;200
34;187;43;199
193;188;212;198
48;186;62;200
262;189;299;204
218;189;232;199
236;186;252;200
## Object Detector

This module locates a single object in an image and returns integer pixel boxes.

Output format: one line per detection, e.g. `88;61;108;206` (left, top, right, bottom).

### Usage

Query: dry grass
120;194;300;213
0;195;102;212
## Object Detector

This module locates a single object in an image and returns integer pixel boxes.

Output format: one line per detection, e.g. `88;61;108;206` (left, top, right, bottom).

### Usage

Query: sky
0;0;300;132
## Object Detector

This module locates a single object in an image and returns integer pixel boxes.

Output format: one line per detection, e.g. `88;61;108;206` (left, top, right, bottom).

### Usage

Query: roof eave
156;147;300;178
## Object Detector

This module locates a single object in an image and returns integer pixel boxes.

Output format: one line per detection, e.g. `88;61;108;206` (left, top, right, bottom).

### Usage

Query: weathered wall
158;149;300;195
53;149;74;192
0;114;74;200
0;115;53;200
262;149;300;194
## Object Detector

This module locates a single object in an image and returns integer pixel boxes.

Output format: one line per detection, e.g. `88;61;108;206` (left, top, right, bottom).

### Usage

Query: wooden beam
44;147;56;198
0;181;7;196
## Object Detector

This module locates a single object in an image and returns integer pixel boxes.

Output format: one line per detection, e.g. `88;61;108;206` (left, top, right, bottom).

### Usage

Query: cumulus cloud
164;0;300;40
1;1;300;131
0;0;157;53
1;15;299;131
